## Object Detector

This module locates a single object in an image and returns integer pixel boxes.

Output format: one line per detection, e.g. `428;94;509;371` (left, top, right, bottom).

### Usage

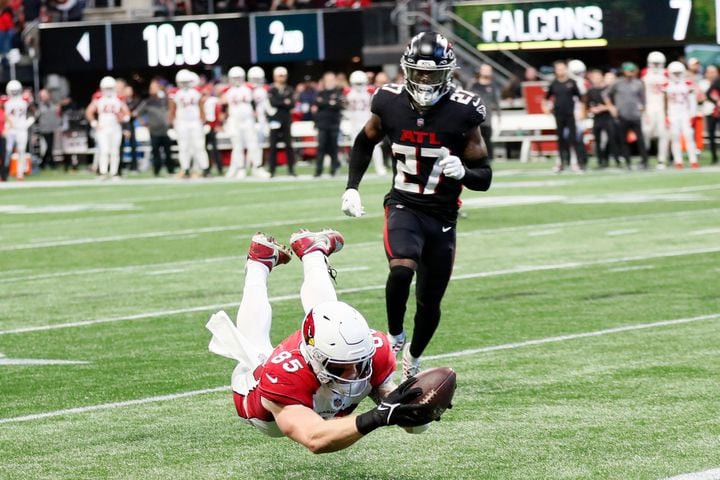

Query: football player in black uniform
341;32;493;380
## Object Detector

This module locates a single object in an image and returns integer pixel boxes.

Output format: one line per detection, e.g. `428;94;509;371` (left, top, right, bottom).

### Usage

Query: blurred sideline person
469;64;501;161
136;78;175;176
86;77;129;180
342;32;492;381
345;70;386;175
247;66;270;151
37;88;62;170
223;66;266;179
642;51;670;169
568;59;589;169
705;66;720;164
267;66;296;177
3;81;33;181
206;229;436;454
203;83;223;175
585;69;620;168
665;61;699;169
608;62;649;170
544;60;583;173
312;72;344;177
168;69;210;178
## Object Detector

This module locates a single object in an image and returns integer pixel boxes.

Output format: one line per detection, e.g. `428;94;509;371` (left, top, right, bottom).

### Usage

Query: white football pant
226;119;261;177
95;126;122;176
669;115;698;165
175;121;209;173
236;251;337;359
643;110;669;165
5;128;28;177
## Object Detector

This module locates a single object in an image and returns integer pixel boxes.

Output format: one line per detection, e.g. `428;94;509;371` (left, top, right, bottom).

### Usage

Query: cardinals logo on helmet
303;311;316;346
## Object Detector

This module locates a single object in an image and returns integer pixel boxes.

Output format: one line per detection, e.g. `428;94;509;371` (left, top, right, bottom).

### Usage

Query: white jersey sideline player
247;66;270;149
222;66;267;179
642;51;670;168
345;71;386;176
168;69;210;178
85;77;129;179
3;80;34;180
664;62;699;169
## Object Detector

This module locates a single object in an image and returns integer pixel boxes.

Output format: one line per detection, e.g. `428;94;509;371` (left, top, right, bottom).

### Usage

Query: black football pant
618;118;649;167
706;115;719;163
150;134;175;175
268;122;295;176
205;129;223;174
592;116;620;168
554;114;583;167
314;127;340;176
40;132;55;169
383;204;455;358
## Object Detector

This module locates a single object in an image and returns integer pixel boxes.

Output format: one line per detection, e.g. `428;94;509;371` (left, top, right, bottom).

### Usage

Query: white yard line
424;313;720;361
1;245;719;336
663;468;720;480
1;312;718;425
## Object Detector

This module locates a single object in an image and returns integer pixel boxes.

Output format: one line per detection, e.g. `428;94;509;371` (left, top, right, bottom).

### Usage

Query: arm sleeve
346;128;379;190
462;162;492;191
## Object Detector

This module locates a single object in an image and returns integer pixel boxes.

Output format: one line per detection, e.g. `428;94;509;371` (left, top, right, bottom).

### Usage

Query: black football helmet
400;32;457;108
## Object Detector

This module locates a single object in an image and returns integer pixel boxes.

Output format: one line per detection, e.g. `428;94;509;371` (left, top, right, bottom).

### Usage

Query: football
409;367;457;420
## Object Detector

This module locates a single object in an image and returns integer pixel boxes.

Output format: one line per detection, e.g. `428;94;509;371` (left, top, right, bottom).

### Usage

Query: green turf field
1;161;719;479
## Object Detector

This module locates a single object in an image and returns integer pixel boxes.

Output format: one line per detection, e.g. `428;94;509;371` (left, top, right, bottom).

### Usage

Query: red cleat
674;163;684;170
289;229;344;259
247;233;292;271
690;162;700;169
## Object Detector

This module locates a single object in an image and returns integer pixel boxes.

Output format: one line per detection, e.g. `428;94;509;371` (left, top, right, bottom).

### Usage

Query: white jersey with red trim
664;80;696;117
345;87;373;127
3;95;32;130
643;69;668;114
95;95;124;129
233;329;395;437
224;84;255;121
171;87;202;123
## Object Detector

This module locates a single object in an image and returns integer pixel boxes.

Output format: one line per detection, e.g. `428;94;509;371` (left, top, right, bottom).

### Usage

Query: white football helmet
668;61;686;80
349;70;368;89
99;77;115;97
228;66;246;86
568;59;587;78
248;66;266;86
176;69;194;89
647;51;666;71
300;301;376;398
6;80;22;97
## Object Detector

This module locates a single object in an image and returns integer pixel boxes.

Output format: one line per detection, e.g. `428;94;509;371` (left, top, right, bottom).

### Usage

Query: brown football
408;367;457;420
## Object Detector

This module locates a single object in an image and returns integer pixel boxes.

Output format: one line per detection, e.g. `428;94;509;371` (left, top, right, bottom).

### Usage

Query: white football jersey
250;85;269;123
172;88;202;123
95;96;124;129
345;87;372;126
224;85;255;120
664;80;696;117
4;95;31;130
643;69;668;113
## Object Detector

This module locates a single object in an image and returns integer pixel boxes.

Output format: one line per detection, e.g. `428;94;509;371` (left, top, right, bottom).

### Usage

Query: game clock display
113;17;250;70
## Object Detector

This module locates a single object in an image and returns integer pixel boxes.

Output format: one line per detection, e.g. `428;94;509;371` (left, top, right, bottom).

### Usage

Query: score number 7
670;0;691;41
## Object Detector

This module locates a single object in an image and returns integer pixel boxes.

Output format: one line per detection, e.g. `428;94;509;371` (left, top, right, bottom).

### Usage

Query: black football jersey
371;83;486;223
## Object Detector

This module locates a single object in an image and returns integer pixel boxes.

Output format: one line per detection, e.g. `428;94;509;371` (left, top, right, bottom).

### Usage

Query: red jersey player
207;228;437;453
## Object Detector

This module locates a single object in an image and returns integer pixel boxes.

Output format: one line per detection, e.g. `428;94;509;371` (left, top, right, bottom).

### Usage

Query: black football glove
355;377;436;434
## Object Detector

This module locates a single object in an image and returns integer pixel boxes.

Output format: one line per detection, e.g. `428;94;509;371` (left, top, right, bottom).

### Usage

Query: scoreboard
453;0;720;51
39;10;363;72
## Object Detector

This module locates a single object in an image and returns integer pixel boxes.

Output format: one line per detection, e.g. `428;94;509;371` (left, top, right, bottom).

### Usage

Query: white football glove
167;128;177;140
439;155;465;180
203;124;211;134
341;188;365;217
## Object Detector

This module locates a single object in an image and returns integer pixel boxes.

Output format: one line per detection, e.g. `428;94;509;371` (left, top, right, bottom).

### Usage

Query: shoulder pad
447;86;487;125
